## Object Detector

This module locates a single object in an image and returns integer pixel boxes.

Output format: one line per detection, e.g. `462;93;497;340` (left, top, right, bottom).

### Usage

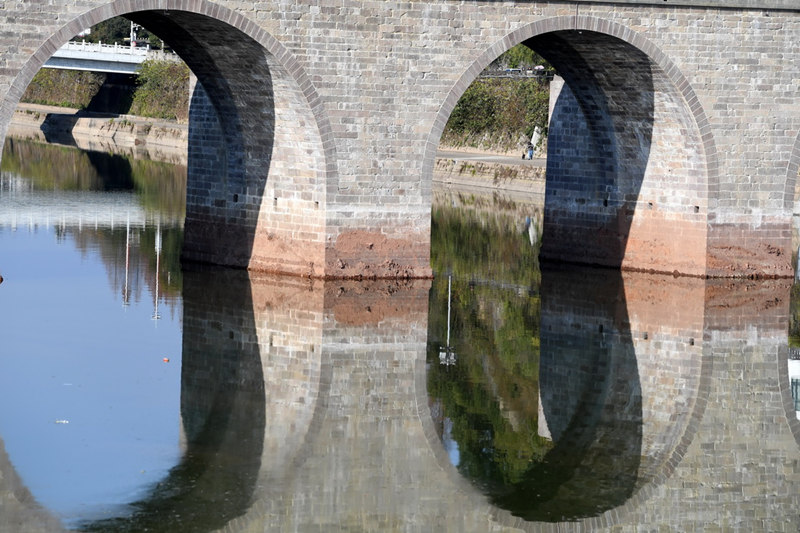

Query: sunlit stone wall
622;273;706;492
615;279;800;531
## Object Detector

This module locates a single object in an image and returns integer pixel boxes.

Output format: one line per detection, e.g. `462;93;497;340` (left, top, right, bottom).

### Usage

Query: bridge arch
426;16;717;277
0;0;336;278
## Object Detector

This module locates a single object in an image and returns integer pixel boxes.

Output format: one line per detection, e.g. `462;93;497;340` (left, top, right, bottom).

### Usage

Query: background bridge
44;41;179;74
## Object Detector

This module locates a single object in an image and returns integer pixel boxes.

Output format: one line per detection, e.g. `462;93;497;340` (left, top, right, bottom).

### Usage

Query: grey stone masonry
1;1;799;278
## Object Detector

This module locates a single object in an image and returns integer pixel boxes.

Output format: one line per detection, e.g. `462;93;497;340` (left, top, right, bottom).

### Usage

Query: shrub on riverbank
441;78;550;154
20;59;189;122
21;69;106;109
129;59;190;122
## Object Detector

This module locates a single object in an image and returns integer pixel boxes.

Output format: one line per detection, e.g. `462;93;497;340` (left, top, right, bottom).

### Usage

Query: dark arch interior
524;30;655;269
78;267;266;533
124;10;276;268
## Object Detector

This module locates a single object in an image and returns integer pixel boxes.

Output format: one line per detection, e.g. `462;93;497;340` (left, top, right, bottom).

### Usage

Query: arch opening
430;23;711;278
1;3;330;278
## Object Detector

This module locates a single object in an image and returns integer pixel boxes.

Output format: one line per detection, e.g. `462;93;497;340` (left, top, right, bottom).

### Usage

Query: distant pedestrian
526;142;534;160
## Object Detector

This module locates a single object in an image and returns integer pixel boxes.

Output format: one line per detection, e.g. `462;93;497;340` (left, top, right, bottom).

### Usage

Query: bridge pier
539;30;710;277
0;1;798;279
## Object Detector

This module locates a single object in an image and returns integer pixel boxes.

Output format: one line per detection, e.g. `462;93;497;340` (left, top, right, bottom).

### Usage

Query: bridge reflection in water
11;268;788;531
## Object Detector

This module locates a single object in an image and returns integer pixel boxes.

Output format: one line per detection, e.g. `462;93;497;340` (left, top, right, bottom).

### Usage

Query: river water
0;137;799;532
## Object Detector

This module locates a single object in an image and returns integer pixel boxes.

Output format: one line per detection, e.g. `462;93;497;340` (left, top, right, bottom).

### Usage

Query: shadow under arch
491;266;643;522
0;0;337;277
424;16;716;278
76;267;267;533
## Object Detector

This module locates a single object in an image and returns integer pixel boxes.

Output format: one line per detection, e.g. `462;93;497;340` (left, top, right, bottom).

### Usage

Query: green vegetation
129;60;190;121
441;77;550;152
441;44;554;153
490;43;548;71
427;200;552;495
19;59;188;121
77;16;164;50
21;69;106;109
77;16;130;45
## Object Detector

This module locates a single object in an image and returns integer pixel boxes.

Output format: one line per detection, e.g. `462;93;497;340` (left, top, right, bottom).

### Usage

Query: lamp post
151;222;161;323
439;275;456;366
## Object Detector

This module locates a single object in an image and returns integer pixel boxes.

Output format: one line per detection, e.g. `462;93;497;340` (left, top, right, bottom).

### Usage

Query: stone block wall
0;2;798;278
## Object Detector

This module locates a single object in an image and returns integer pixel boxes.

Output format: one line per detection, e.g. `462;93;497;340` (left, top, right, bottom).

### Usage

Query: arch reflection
426;263;707;523
79;268;267;532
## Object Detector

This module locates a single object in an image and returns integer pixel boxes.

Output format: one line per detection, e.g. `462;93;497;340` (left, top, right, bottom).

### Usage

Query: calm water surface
1;138;799;531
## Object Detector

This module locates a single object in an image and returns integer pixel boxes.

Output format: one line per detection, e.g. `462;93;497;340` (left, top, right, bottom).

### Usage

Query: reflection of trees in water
427;199;551;503
430;193;541;286
427;202;643;522
2;137;132;190
1;137;186;221
1;137;186;311
70;225;183;311
427;275;548;490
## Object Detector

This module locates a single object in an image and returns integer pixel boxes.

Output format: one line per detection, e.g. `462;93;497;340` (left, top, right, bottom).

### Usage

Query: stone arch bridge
1;0;799;279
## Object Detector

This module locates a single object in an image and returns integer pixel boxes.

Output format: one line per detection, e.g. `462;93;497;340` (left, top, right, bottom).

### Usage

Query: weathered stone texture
0;1;798;278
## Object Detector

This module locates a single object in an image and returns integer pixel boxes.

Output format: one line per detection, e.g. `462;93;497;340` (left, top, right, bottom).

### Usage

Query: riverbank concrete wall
1;1;799;278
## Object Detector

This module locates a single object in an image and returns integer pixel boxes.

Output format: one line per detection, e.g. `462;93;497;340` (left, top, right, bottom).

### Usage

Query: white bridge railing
45;41;180;74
